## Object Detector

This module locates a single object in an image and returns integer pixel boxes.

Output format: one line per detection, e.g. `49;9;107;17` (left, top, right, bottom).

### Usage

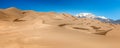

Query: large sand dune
0;7;120;48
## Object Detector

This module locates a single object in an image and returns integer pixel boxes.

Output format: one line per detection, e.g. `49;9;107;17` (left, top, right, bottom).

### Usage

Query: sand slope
0;7;120;48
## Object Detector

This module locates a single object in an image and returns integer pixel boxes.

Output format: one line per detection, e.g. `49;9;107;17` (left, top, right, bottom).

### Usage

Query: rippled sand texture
0;7;120;48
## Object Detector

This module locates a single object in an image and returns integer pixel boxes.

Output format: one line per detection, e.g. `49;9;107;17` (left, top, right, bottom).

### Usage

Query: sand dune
0;7;120;48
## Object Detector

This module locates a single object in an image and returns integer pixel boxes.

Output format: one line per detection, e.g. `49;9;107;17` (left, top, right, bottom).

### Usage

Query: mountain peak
76;13;96;19
75;13;111;22
76;13;108;19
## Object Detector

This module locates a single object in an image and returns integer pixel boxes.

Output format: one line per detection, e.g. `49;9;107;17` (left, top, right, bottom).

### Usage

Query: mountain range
75;13;120;24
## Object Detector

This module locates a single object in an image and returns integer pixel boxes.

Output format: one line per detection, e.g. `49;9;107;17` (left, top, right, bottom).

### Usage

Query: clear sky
0;0;120;20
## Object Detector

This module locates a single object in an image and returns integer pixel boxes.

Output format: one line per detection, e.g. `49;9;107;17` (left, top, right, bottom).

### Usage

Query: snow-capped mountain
76;13;107;19
75;13;112;23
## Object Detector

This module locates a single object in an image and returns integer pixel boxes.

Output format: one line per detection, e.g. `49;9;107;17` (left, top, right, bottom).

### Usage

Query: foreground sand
0;7;120;48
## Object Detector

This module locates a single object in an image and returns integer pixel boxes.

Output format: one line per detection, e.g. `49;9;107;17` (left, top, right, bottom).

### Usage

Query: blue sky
0;0;120;20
